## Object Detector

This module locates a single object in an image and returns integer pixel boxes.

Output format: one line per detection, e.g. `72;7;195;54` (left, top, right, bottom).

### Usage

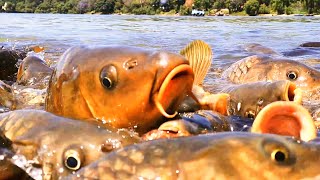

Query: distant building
191;9;205;16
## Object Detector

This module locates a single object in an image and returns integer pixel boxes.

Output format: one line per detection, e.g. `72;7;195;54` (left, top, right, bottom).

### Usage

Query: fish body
66;132;320;180
45;46;194;134
244;43;279;56
222;55;320;100
221;80;302;119
142;110;252;140
0;110;140;179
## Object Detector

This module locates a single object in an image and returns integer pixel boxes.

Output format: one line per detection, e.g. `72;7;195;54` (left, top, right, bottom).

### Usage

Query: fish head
0;110;140;179
224;56;320;100
261;59;320;99
41;126;139;179
217;133;320;178
272;60;320;88
226;80;302;119
45;46;194;134
17;56;52;86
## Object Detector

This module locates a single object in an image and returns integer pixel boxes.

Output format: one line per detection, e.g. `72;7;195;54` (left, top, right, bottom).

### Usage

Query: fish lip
251;101;316;142
283;81;302;104
152;64;194;118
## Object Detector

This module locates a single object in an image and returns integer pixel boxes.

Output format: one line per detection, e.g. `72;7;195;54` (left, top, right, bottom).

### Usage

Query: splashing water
10;154;43;180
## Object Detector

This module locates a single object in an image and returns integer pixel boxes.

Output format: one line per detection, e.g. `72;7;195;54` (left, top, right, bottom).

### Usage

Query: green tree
35;1;52;13
94;0;115;14
271;0;285;14
213;0;226;9
227;0;246;13
258;3;270;13
244;0;259;15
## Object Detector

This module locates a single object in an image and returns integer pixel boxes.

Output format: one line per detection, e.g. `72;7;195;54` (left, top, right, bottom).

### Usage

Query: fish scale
65;132;320;180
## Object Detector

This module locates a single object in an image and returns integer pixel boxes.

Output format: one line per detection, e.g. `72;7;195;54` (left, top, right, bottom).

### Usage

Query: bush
94;0;115;14
285;6;293;14
244;0;259;16
3;2;15;12
179;5;191;15
271;0;284;14
258;3;270;14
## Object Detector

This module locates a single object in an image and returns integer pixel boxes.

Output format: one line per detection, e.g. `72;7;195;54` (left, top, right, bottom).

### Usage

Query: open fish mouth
284;81;302;104
153;64;194;118
251;101;316;142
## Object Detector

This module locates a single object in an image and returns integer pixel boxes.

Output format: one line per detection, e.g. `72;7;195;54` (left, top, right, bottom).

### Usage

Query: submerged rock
0;49;26;81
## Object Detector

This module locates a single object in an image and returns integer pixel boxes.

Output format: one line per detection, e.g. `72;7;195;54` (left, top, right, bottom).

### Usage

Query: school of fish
0;40;319;179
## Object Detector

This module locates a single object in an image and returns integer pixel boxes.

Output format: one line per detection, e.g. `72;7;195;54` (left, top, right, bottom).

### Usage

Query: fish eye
245;110;255;119
100;65;118;89
63;149;83;171
262;140;294;165
271;149;288;163
286;71;298;80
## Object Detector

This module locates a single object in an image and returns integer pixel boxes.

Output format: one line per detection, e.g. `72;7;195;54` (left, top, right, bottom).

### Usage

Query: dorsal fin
180;40;212;85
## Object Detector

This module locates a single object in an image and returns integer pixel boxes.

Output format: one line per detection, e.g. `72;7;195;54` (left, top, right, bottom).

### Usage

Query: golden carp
66;132;320;180
0;110;140;179
45;46;194;134
221;55;320;100
221;80;302;119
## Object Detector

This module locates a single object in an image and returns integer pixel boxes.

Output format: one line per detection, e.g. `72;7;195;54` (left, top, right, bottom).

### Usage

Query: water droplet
58;167;64;173
257;98;264;105
237;102;241;111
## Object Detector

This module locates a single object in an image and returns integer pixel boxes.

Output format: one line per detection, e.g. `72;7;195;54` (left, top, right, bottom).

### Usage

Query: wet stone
0;49;26;81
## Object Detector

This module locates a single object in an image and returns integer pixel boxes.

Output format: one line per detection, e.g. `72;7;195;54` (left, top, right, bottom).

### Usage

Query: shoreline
1;11;320;17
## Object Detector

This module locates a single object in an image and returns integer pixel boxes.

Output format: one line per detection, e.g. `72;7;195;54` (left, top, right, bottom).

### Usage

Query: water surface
1;13;320;83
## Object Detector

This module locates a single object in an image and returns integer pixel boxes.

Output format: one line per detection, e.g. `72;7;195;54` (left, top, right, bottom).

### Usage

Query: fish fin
180;40;212;85
192;85;230;115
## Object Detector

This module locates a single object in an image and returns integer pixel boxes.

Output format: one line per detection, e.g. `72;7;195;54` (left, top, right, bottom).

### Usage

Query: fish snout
251;101;316;142
153;64;194;119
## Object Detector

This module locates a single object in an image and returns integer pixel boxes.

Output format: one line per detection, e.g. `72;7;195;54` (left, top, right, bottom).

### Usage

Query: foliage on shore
0;0;320;15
